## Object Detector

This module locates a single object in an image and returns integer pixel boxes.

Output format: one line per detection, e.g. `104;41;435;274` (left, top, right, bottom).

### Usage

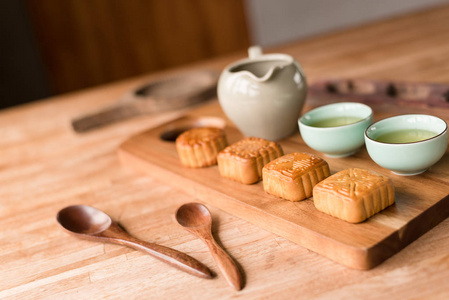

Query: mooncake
217;137;283;184
313;168;395;223
263;152;330;201
176;127;227;168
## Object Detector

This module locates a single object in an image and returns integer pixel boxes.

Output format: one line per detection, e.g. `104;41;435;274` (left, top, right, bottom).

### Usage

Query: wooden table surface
2;5;449;299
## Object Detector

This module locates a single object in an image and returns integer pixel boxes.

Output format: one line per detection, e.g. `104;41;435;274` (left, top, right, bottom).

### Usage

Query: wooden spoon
71;70;218;133
175;203;243;290
56;205;212;279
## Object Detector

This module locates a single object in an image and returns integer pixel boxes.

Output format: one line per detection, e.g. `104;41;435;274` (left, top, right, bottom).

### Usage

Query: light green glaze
365;114;448;175
298;102;373;157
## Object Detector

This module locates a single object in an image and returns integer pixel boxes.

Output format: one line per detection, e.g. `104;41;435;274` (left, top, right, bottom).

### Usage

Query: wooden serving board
118;100;449;270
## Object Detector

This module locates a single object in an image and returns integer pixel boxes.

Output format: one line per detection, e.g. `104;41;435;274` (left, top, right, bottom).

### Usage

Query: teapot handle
248;46;263;59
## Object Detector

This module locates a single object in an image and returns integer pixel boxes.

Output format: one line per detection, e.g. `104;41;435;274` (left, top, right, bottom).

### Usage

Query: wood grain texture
25;0;249;94
2;5;449;299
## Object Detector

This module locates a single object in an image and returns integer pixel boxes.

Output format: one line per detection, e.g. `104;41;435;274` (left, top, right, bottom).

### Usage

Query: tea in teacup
309;116;363;128
375;129;438;143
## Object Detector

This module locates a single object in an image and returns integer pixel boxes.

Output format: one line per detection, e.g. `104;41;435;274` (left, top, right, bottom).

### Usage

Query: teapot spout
246;46;281;82
228;46;296;82
244;65;283;82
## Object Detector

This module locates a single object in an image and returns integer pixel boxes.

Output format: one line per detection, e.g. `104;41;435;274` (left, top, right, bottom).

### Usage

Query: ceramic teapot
218;46;307;141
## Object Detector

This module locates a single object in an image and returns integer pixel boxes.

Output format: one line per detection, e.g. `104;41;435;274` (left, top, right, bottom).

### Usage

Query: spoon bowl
57;205;212;279
57;205;112;234
176;203;243;290
175;203;212;228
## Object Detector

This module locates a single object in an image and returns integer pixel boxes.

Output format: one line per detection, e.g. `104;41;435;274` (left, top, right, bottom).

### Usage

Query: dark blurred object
0;1;51;109
25;0;249;95
309;78;449;108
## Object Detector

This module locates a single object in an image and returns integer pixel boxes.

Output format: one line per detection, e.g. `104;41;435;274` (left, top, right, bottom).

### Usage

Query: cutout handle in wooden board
72;70;218;133
117;102;449;270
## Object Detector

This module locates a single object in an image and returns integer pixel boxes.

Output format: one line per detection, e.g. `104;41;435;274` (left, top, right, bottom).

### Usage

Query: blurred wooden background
2;1;445;109
25;0;250;95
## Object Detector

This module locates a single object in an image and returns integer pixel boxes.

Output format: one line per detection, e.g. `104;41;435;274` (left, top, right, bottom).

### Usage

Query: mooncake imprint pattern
176;127;227;168
263;152;330;201
217;137;283;184
313;168;395;223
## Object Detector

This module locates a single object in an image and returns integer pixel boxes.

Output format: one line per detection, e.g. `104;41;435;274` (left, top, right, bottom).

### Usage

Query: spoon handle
204;237;243;291
101;225;212;279
71;104;141;133
124;238;212;279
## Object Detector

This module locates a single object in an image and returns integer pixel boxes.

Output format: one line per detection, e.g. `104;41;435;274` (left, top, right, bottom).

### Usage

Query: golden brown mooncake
262;152;330;201
313;168;395;223
175;127;227;168
217;137;283;184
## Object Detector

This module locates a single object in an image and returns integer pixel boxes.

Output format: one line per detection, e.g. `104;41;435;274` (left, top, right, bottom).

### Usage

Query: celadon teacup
298;102;373;157
365;114;448;176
